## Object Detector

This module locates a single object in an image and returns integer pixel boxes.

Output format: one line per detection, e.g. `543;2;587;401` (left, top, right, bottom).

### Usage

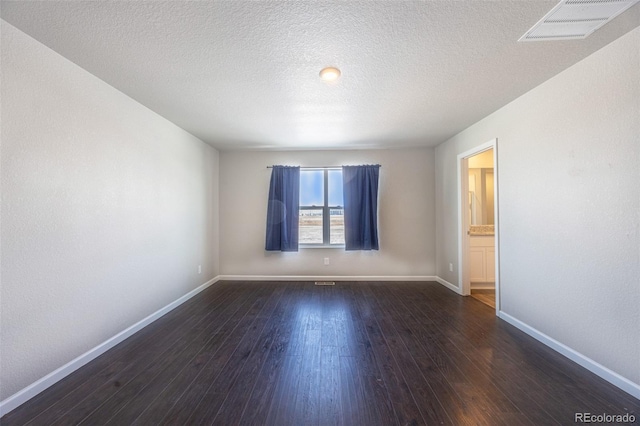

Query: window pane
300;170;324;206
299;209;323;244
330;208;345;244
328;169;343;207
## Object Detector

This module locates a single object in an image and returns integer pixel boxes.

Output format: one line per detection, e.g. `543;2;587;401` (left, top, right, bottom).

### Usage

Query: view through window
299;168;344;245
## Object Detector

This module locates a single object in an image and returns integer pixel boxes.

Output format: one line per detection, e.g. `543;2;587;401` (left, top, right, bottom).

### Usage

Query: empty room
1;1;639;425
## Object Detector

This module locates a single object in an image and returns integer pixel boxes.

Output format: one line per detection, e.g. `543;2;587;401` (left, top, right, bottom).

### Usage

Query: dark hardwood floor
2;281;638;425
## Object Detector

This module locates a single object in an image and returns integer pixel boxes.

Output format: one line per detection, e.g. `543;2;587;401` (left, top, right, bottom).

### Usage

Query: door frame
457;138;500;314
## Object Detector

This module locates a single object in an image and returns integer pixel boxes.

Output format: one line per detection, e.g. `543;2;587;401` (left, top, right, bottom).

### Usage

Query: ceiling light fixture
319;67;341;82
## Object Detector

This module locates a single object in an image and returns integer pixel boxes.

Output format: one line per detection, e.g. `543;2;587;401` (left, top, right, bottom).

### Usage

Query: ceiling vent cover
519;0;640;41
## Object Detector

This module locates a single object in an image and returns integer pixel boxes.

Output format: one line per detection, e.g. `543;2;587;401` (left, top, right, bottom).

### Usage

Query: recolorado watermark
575;412;636;423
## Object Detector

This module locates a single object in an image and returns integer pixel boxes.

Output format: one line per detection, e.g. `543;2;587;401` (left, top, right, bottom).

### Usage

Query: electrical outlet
449;263;453;272
198;265;202;274
324;258;330;266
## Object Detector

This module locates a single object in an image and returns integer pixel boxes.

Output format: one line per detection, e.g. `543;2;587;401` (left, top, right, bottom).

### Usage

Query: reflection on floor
471;288;495;309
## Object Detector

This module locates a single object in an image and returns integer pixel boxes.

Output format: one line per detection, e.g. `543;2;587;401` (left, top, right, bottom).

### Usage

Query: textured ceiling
1;1;639;150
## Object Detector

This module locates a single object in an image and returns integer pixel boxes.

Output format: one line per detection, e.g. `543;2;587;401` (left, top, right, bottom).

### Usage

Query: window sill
300;244;345;249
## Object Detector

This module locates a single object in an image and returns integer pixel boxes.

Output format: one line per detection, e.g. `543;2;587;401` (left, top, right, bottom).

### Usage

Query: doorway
457;139;500;314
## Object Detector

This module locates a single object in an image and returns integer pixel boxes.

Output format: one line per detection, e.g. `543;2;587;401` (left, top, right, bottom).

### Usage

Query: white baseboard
0;276;220;417
435;276;463;295
217;275;438;282
499;311;640;400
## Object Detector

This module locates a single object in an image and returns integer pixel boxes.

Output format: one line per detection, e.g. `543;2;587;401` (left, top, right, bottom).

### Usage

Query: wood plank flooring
2;281;638;425
470;289;495;309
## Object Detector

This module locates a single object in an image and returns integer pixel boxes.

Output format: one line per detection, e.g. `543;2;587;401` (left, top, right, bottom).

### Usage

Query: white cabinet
469;236;495;283
469;248;486;282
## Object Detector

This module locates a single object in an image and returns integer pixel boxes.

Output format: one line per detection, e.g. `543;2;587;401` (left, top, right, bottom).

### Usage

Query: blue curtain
342;165;380;250
265;166;300;251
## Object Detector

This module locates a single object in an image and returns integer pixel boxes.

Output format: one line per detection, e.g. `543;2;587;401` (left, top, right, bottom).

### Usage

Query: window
299;168;344;246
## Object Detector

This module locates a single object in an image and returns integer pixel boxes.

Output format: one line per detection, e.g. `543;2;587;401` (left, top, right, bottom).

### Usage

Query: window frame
299;167;344;248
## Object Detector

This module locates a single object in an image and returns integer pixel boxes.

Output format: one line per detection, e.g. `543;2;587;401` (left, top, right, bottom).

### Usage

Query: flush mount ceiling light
519;0;640;41
319;67;341;82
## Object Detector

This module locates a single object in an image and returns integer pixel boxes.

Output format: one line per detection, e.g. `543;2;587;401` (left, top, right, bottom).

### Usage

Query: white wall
220;148;435;277
0;22;220;401
435;28;639;387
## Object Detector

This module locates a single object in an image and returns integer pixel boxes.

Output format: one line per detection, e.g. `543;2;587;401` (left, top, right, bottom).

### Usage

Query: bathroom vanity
469;225;495;286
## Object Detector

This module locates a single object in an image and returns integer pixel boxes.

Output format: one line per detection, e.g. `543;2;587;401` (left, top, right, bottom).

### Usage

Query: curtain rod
266;165;381;169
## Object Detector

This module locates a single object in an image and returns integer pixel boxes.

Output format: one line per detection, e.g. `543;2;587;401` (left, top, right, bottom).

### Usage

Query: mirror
468;168;494;226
